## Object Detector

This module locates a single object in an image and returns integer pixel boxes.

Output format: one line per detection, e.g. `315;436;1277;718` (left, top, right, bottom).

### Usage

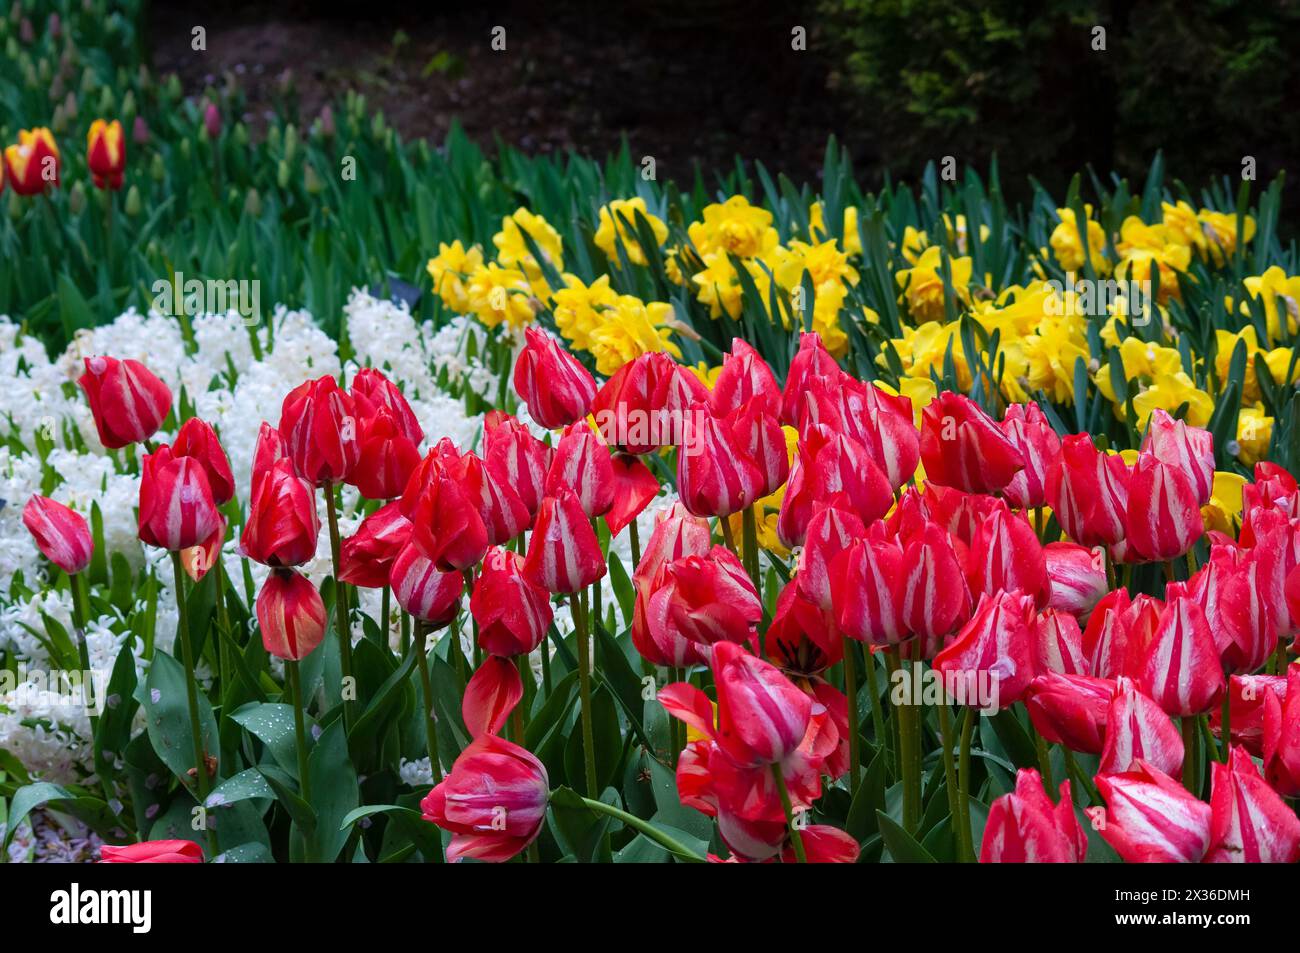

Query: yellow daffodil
493;208;564;293
467;263;535;329
687;195;778;260
1202;471;1248;535
1129;372;1214;429
550;273;619;350
593;197;668;266
809;202;861;256
426;240;484;313
896;246;972;323
1240;266;1300;343
1050;207;1109;275
587;295;680;375
1235;405;1273;466
1197;209;1254;267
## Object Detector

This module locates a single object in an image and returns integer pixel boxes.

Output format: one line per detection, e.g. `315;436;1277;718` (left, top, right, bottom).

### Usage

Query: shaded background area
147;0;1300;208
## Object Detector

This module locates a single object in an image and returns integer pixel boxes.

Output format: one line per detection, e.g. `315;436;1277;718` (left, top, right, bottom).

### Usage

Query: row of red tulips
20;324;1300;862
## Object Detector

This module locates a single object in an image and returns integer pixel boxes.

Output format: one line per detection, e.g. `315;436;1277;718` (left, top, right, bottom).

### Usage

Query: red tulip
647;546;761;649
99;839;202;864
1206;746;1300;863
250;422;289;493
1214;673;1287;756
338;501;410;587
605;454;659;537
389;540;463;626
765;581;842;673
257;569;327;661
523;488;605;594
545;421;615;518
409;464;489;572
4;127;61;196
1241;463;1300;547
778;423;892;547
1247;509;1300;646
592;352;708;455
513;327;596;430
483;411;552;517
87;119;125;190
1095;760;1211;863
1034;608;1087;676
632;583;709;669
782;825;860;864
711;641;816;766
919;392;1024;494
77;356;172;450
831;532;907;647
710;338;780;419
455;451;531;546
633;503;713;587
1142;408;1214;506
966;502;1048;604
797;503;865;611
462;655;523;738
630;505;713;667
727;402;789;498
1126;451;1203;562
1043;542;1108;622
22;496;92;575
420;734;548;862
471;547;553;657
1025;672;1112;752
1137;596;1225;717
1082;589;1162;680
894;484;994;547
1047;433;1130;547
1262;666;1300;797
240;458;319;568
1000;403;1061;509
933;589;1036;708
900;521;972;648
796;377;919;492
138;447;221;552
278;376;360;486
351;367;423;444
780;331;843;426
1099;676;1184;779
678;405;764;518
351;408;421;500
980;769;1086;863
1184;546;1274;674
172;418;235;505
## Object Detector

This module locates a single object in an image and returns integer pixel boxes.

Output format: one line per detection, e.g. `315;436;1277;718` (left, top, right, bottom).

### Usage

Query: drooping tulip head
78;356;172;450
257;569;327;661
22;496;93;575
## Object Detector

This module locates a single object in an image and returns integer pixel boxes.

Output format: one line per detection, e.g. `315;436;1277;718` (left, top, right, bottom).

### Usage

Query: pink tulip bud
980;769;1085;863
257;569;327;661
1100;676;1184;778
1126;451;1203;561
919;392;1024;494
513;327;596;430
1141;408;1215;506
22;496;93;575
1001;403;1061;509
523;488;605;594
471;547;553;657
677;405;764;519
389;540;463;627
1207;745;1300;863
965;502;1048;604
1033;607;1087;676
483;411;552;517
338;501;410;587
278;376;360;486
710;338;780;419
1096;760;1211;863
1043;541;1108;622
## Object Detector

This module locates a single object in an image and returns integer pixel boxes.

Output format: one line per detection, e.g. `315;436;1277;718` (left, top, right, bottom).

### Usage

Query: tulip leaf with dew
204;767;277;810
141;649;221;793
231;702;313;781
93;637;141;778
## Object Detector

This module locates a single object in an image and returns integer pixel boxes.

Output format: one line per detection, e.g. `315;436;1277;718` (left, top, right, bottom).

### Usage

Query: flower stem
937;699;960;835
861;645;887;770
958;705;975;862
1220;689;1231;762
771;764;807;863
1034;725;1055;793
412;619;443;786
718;515;739;558
171;551;219;857
628;517;641;569
323;485;354;729
573;589;599;798
842;637;861;795
577;796;706;862
287;660;311;802
1181;715;1199;794
741;504;761;596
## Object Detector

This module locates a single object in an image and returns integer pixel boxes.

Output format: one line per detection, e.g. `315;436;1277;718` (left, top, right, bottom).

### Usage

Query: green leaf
875;811;937;863
142;650;220;792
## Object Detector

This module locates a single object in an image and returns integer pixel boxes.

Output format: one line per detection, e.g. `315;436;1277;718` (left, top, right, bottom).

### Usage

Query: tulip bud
797;503;865;612
900;522;973;648
934;589;1036;707
1206;746;1300;863
86;118;125;190
980;769;1086;863
1025;673;1112;753
1137;596;1225;717
278;376;360;486
352;407;420;501
22;495;93;575
710;338;780;419
172;417;235;505
727;402;789;498
123;184;141;217
831;533;907;646
523;488;605;594
1033;608;1087;676
966;502;1048;604
1096;760;1211;863
420;735;549;862
1000;402;1060;509
132;115;149;146
483;411;551;517
545;421;616;518
712;641;813;766
1126;452;1203;562
1043;541;1108;622
780;332;843;426
919;392;1024;494
99;839;203;864
471;547;553;657
350;367;423;444
338;501;410;588
778;424;892;548
677;406;764;519
648;545;761;650
1099;676;1184;778
1047;434;1130;547
203;101;221;139
257;569;326;661
592;351;708;455
390;540;463;627
409;464;489;572
1142;408;1215;506
512;327;596;430
455;451;531;547
77;355;172;449
138;448;221;552
2;127;60;195
241;458;320;568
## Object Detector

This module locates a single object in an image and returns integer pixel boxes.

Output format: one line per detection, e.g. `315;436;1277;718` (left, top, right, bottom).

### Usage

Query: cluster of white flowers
0;289;665;798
